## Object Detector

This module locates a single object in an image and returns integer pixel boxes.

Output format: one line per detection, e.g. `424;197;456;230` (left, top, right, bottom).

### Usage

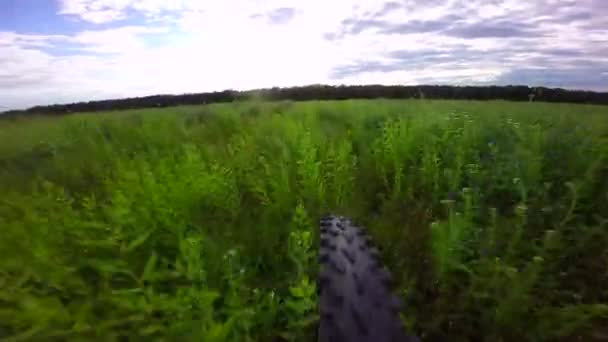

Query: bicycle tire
317;215;418;342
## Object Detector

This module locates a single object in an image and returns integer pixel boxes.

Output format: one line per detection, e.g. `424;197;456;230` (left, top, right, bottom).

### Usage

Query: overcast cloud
0;0;606;109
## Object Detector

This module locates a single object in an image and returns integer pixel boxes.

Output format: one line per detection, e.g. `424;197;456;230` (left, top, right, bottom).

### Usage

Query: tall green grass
1;99;607;341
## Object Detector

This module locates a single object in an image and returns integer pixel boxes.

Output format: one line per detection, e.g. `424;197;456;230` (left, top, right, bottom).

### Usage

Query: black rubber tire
318;215;418;342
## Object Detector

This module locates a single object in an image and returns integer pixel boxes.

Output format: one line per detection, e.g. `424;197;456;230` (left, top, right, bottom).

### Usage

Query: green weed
0;99;606;341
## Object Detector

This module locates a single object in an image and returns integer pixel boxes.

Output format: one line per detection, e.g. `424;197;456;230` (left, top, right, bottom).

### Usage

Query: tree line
2;84;607;117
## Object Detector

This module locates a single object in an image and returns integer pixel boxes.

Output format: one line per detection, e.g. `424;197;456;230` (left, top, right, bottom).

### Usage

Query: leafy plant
1;99;606;341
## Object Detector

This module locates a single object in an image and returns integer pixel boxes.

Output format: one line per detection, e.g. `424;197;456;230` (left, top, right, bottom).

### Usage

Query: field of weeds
1;99;607;341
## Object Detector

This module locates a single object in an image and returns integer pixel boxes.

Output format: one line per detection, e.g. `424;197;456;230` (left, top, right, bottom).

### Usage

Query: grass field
1;99;607;341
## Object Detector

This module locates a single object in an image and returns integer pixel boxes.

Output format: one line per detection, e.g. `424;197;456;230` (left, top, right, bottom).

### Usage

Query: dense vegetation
1;99;607;341
3;84;608;117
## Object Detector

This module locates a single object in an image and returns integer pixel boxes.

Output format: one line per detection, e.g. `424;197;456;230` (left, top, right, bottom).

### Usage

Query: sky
1;0;607;109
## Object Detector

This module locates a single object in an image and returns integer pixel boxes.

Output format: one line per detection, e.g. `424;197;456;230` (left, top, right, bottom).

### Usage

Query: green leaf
141;251;158;282
140;324;164;336
124;229;154;252
289;285;304;298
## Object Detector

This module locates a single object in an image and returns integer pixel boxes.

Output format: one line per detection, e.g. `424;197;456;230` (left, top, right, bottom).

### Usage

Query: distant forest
2;84;608;117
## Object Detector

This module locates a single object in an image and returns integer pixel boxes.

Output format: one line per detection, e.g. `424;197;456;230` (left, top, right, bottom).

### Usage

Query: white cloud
59;0;216;23
59;0;129;23
0;45;116;109
0;0;605;109
0;32;69;48
72;26;170;53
